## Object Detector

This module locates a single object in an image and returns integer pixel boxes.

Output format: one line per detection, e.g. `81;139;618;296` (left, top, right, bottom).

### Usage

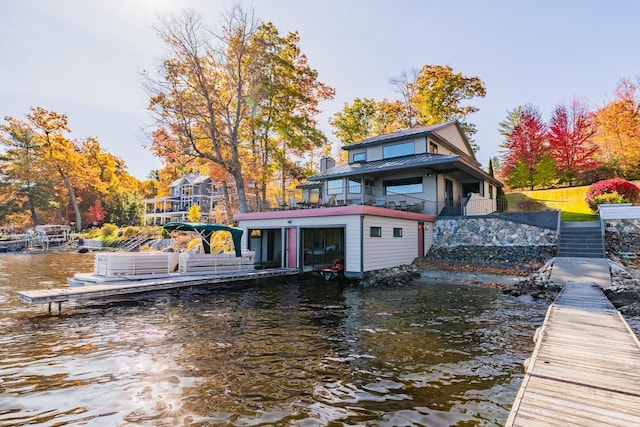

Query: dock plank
507;281;640;426
18;268;300;305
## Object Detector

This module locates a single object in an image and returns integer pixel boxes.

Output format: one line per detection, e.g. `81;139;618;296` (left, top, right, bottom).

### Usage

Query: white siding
367;145;383;161
423;176;437;211
238;215;360;272
362;216;418;271
599;205;640;219
414;136;427;154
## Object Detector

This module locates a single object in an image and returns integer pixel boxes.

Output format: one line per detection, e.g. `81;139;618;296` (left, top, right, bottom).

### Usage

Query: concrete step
557;221;605;259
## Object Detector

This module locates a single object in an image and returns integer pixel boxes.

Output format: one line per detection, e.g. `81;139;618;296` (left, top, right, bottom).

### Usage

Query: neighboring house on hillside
234;120;503;278
143;173;224;225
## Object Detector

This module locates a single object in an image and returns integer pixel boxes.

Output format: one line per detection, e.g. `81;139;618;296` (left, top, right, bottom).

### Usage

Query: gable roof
343;120;474;152
308;153;460;180
169;172;211;188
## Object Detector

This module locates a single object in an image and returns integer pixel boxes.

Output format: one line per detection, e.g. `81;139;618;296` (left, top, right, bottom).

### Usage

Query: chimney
320;157;335;172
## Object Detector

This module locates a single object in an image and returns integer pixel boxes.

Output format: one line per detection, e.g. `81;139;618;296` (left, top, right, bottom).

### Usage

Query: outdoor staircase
556;221;606;258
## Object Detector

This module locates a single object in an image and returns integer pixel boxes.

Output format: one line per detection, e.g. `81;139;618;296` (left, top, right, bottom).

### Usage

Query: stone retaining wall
433;217;557;248
605;219;640;260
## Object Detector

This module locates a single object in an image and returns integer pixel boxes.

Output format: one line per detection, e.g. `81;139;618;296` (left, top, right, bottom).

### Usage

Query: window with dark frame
383;141;414;159
383;176;423;195
353;152;366;162
370;226;382;237
429;142;438;154
393;227;403;237
327;179;343;194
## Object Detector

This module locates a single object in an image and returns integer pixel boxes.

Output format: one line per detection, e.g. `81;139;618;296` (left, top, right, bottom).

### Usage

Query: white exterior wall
414;136;427;154
599;205;640;219
362;216;419;271
238;215;360;272
423;175;437;203
367;145;383;162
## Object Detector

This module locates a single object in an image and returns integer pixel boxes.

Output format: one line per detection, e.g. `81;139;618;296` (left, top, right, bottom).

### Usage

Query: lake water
0;252;549;426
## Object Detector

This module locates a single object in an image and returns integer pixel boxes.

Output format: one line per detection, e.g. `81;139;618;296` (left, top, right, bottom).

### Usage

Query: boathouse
234;121;502;277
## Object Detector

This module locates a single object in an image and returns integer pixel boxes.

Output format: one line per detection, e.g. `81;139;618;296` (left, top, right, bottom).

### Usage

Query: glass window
489;185;494;199
430;142;438;154
353;152;366;162
364;179;375;196
348;178;361;194
327;179;343;195
370;227;381;237
393;228;403;237
383;141;414;159
383;177;423;195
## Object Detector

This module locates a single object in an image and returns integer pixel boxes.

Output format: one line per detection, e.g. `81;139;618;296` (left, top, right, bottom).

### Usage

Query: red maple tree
87;200;107;226
548;100;599;186
501;104;551;189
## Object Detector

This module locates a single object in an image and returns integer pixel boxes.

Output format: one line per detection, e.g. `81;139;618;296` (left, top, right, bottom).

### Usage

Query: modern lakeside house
142;173;224;226
234;120;503;278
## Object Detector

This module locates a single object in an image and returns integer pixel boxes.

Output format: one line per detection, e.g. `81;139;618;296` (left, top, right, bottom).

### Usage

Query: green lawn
505;186;599;222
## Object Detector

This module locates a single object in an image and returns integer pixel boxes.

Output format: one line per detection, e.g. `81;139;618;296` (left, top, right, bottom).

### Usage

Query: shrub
123;226;139;238
517;198;547;211
585;178;640;212
593;192;625;206
100;223;118;237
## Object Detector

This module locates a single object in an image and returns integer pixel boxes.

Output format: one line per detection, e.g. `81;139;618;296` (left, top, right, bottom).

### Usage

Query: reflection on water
0;252;547;426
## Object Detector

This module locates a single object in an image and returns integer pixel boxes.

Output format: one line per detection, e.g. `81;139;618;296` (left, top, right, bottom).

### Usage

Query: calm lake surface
0;252;549;426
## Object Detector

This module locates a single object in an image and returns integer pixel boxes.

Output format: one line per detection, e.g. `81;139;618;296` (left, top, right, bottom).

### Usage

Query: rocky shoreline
357;250;640;318
16;237;640;318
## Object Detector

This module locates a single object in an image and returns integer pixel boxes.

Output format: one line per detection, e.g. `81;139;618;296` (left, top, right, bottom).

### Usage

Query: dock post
48;302;51;314
57;301;62;316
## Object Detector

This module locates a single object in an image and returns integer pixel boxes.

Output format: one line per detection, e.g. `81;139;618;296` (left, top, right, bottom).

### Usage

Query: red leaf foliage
548;101;599;180
502;105;548;175
87;200;107;225
585;178;640;210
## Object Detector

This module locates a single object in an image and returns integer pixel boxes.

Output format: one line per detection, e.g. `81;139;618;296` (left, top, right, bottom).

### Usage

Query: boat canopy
163;222;243;257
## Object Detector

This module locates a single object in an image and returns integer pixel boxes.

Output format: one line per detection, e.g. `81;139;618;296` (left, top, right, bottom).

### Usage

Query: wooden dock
507;281;640;426
18;268;299;313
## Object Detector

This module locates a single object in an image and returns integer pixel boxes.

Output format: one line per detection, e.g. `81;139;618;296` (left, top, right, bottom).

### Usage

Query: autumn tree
0;117;54;227
87;200;107;226
1;108;141;230
501;105;555;190
547;100;599;186
594;78;640;177
332;65;485;149
244;22;334;207
26;108;86;230
329;98;378;144
187;204;202;222
146;6;333;215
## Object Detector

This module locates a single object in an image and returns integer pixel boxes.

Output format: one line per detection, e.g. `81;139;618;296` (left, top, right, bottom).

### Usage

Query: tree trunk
27;195;39;228
59;169;82;230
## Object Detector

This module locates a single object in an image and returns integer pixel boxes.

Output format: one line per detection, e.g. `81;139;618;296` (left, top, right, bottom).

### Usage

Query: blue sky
2;0;638;179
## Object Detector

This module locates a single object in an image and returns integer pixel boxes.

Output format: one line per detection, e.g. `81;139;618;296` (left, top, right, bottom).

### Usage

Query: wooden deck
18;268;299;312
507;281;640;426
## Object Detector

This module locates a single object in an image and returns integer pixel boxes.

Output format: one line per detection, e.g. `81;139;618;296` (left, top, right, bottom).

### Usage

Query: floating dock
18;268;299;314
507;281;640;426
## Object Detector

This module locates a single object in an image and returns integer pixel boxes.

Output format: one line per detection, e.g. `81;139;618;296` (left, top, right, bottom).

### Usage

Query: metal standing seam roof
341;121;459;150
307;153;460;180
